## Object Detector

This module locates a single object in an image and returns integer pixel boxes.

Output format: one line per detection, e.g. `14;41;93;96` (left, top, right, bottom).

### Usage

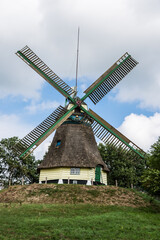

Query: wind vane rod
75;27;80;94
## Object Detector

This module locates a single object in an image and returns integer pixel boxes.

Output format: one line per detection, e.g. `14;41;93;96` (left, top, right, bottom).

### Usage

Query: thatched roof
38;121;109;172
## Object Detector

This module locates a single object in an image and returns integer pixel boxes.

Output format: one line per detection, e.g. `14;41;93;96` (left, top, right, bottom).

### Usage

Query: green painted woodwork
80;106;145;159
20;105;76;158
16;48;144;160
81;55;131;102
95;165;101;182
17;51;75;104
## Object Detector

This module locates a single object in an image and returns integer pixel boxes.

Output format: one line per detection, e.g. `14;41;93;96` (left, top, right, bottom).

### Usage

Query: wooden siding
39;167;107;185
101;170;107;185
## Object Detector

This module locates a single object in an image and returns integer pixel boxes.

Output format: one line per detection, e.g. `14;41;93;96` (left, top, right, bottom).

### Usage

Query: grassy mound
0;184;160;240
0;183;154;207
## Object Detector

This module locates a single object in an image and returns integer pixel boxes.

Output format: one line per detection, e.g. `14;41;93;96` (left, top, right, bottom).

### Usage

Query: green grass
0;203;159;240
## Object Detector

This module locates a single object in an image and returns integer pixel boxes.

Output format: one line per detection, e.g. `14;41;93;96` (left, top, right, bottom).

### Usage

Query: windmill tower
38;103;109;185
14;45;145;185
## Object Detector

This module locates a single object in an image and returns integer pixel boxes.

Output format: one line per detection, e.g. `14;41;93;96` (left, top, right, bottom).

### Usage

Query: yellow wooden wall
39;167;107;185
101;170;107;185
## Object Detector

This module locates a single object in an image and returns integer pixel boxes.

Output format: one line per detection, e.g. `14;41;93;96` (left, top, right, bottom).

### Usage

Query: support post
91;178;93;185
86;180;91;185
9;179;11;186
58;179;63;184
22;177;24;185
115;180;118;187
45;177;47;184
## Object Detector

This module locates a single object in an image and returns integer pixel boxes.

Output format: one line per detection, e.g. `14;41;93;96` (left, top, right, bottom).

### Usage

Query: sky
0;0;160;159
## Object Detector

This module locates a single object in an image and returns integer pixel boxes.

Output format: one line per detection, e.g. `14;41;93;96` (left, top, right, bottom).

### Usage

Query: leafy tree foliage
148;137;160;170
0;137;41;187
98;143;146;188
141;169;160;196
141;137;160;196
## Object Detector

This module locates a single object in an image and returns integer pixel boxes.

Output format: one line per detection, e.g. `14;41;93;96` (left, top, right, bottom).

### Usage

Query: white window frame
70;168;80;175
73;180;77;184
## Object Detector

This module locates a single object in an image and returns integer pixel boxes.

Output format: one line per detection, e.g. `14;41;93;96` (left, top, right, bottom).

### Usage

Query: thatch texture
38;122;109;172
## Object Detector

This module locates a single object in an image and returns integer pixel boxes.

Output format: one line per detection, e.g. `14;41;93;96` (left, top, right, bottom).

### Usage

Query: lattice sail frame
81;107;145;158
14;46;145;159
15;106;75;158
82;53;138;104
16;46;75;100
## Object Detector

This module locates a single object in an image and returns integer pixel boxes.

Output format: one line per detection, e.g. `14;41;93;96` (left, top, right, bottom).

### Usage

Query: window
56;140;61;148
70;168;80;175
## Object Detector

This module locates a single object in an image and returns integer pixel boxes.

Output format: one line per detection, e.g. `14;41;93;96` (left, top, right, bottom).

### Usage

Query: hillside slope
0;184;150;207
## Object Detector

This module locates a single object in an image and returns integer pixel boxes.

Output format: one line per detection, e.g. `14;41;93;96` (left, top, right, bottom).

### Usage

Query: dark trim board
94;181;105;186
41;179;58;184
41;179;87;184
63;179;87;185
41;179;105;185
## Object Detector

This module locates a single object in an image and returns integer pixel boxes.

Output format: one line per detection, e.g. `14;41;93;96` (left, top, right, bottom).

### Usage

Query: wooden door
95;165;101;182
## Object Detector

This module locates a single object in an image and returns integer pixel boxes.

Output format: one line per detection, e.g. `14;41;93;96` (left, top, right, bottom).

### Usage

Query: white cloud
25;100;62;114
1;0;160;160
80;83;87;93
0;0;160;110
0;114;32;139
0;0;44;100
0;113;54;160
118;112;160;152
1;112;160;160
38;0;160;111
34;135;53;160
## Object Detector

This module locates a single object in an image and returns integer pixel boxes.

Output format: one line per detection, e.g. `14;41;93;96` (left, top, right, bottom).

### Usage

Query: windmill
14;45;145;185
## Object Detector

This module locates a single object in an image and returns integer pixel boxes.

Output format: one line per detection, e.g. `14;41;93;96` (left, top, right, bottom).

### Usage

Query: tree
98;143;146;188
148;137;160;170
141;137;160;196
0;137;41;187
141;169;160;196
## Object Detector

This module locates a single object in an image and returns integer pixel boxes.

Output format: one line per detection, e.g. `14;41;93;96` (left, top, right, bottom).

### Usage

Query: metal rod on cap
75;27;80;95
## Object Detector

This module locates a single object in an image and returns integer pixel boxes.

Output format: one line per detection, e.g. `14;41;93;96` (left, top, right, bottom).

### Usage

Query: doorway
95;165;101;182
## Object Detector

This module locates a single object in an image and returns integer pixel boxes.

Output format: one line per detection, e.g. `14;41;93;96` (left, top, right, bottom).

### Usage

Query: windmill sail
14;44;144;161
83;53;138;104
16;46;75;99
81;107;145;158
14;106;75;158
